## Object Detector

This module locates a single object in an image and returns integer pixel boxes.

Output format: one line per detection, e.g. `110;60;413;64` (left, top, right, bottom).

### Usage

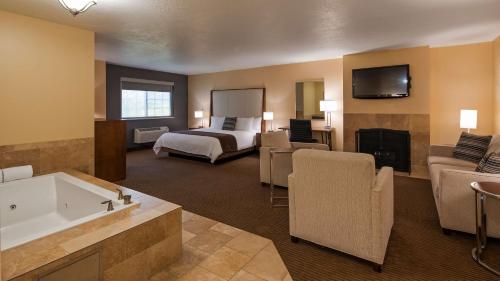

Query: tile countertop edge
2;169;182;280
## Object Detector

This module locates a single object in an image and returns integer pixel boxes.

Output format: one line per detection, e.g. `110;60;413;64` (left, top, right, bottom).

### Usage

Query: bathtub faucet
101;200;114;211
116;188;124;200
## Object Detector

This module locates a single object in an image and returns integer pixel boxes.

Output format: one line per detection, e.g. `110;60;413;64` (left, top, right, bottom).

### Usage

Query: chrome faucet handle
101;200;114;211
116;189;124;200
123;195;132;205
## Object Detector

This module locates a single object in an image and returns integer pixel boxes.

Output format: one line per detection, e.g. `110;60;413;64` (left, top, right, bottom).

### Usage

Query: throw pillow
476;153;492;172
235;117;254;131
453;132;492;164
253;117;262;132
222;117;237;131
210;116;225;129
477;153;500;174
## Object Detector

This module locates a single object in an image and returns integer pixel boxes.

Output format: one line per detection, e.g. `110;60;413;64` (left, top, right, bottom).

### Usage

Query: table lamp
460;109;477;133
320;100;338;129
194;110;204;128
263;112;274;132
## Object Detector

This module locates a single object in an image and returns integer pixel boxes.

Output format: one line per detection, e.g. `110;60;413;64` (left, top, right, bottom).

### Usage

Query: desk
278;126;334;150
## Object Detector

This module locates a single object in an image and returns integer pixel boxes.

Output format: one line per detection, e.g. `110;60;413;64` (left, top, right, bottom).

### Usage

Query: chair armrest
259;146;293;186
291;142;329;151
371;166;394;264
429;144;455;158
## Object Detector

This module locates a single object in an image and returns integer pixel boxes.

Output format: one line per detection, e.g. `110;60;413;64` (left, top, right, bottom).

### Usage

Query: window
121;78;173;119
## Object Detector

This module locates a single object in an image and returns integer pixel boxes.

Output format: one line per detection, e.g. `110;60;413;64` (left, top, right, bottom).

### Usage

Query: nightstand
256;133;262;148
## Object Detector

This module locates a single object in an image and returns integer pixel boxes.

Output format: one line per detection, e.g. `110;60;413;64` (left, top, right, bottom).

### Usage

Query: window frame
119;78;175;120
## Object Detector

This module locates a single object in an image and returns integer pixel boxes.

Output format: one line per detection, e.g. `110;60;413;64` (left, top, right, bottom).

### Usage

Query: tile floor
150;211;292;281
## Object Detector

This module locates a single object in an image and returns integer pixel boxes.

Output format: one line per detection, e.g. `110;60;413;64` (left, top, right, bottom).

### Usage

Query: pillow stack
452;132;500;174
453;132;492;164
210;116;262;132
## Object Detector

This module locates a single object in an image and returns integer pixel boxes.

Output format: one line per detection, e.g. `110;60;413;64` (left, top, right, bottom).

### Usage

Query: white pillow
235;117;254;131
253;117;262;132
210;116;225;129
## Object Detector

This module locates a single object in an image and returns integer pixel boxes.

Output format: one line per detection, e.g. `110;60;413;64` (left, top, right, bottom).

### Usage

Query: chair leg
442;228;452;235
372;263;383;273
290;236;299;243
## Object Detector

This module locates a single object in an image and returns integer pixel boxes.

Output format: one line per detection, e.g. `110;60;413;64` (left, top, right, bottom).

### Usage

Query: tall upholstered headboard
210;88;266;132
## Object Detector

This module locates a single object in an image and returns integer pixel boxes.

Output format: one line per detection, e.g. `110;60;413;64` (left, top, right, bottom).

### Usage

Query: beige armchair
289;150;394;271
259;131;329;187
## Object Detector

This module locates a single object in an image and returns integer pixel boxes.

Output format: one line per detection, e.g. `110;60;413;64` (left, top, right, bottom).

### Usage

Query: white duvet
153;128;256;163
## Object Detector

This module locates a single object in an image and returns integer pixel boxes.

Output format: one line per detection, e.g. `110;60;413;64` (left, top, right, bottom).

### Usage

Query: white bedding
153;128;256;163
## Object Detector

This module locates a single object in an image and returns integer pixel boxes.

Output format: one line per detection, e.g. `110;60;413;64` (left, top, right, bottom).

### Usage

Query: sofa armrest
440;169;500;193
291;142;329;151
429;144;455;158
371;166;394;264
439;169;500;233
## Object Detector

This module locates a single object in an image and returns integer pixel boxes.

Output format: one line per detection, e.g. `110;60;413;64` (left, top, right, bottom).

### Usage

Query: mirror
295;80;324;120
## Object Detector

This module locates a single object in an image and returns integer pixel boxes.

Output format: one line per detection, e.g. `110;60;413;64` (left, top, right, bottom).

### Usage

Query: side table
470;181;500;276
269;147;297;207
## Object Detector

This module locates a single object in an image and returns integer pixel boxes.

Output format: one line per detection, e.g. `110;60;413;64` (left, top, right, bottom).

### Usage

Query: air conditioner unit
134;126;169;144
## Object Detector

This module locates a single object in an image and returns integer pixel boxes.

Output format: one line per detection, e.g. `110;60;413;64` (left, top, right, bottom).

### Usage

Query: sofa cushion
477;153;500;174
453;132;492;164
428;156;477;169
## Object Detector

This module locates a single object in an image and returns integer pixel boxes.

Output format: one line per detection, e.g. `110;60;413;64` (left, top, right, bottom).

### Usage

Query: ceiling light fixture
58;0;97;16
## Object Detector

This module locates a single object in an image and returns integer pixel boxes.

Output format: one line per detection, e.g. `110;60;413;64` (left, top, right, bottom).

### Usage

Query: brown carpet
118;149;500;281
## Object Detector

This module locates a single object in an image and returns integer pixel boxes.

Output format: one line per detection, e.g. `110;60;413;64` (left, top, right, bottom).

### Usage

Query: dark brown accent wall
106;64;188;149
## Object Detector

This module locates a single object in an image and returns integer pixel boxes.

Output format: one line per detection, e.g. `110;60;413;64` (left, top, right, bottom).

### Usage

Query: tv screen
352;64;410;99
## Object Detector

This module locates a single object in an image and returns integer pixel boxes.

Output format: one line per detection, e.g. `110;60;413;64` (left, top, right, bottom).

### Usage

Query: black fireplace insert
355;128;411;173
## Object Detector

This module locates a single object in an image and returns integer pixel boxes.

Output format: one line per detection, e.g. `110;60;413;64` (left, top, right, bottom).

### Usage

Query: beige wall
95;60;107;120
188;59;344;150
343;46;431;114
495;37;500;134
0;11;95;146
430;42;495;144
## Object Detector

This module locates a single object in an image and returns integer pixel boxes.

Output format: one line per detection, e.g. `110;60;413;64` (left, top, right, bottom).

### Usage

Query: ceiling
1;0;499;75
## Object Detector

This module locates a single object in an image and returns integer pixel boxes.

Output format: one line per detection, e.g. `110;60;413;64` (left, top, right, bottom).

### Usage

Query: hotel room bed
153;88;266;162
153;128;257;163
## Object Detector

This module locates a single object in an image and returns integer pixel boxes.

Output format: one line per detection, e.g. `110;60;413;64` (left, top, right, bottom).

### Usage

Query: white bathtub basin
0;172;138;250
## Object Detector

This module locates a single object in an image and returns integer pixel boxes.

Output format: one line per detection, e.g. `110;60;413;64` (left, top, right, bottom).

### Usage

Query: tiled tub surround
2;170;182;281
0;138;94;176
344;113;430;178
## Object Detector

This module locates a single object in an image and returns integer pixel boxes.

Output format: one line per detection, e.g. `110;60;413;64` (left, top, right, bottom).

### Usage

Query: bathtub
0;172;138;250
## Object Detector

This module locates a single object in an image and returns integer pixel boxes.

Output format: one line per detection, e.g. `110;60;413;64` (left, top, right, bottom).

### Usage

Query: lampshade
460;109;477;129
194;111;203;119
58;0;97;16
263;112;274;121
320;100;338;112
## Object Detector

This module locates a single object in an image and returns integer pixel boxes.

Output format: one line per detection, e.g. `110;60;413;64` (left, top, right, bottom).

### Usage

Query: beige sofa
260;131;329;187
289;150;394;271
428;137;500;237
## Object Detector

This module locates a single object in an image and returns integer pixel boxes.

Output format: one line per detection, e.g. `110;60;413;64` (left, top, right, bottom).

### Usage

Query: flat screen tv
352;64;410;99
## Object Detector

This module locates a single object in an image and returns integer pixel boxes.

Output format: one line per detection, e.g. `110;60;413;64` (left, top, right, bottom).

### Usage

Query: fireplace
355;128;411;173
